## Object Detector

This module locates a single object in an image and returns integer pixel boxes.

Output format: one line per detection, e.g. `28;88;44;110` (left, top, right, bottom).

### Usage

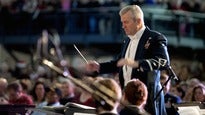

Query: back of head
124;79;148;106
94;78;122;112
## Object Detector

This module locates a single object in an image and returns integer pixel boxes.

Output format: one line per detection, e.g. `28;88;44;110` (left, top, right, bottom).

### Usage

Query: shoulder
37;101;47;108
20;93;33;104
146;27;164;37
144;27;168;46
21;93;33;100
145;27;167;41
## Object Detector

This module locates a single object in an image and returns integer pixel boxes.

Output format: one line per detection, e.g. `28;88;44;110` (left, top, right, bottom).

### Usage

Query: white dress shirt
123;26;146;86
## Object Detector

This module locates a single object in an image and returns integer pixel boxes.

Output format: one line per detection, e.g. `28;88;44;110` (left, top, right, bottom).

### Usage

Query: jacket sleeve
99;54;121;74
138;33;170;71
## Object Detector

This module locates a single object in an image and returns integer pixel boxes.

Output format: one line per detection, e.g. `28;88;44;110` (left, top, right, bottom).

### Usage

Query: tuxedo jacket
99;27;170;115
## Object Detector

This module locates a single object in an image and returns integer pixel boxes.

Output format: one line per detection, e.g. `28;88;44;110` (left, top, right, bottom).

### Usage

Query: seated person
7;81;33;105
59;80;76;105
191;83;205;102
160;71;181;115
120;78;149;115
44;87;62;107
93;78;122;115
32;87;63;115
31;81;47;106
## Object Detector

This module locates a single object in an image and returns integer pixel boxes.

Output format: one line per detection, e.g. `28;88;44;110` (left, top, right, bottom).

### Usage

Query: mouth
124;30;129;34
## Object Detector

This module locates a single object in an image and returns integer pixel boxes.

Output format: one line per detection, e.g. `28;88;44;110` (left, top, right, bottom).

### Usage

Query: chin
126;33;131;36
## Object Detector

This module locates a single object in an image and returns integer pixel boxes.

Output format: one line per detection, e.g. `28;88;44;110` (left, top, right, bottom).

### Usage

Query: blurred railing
0;6;204;48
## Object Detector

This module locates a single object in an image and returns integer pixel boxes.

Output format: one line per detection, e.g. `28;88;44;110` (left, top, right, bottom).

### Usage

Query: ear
136;18;142;28
136;18;141;24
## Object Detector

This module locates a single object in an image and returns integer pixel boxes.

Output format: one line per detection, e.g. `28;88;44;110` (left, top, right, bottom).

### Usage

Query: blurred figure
22;0;38;13
178;81;188;95
167;0;182;10
191;84;205;102
61;0;71;12
7;81;33;105
32;86;62;115
183;78;200;101
0;77;8;104
0;61;13;80
59;80;75;105
178;65;191;82
13;61;30;79
93;78;122;115
170;86;185;101
20;78;32;94
31;81;47;115
45;87;62;106
160;72;181;115
120;78;149;115
31;81;47;105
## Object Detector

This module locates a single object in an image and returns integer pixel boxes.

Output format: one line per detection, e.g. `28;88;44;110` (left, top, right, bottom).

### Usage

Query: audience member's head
7;80;33;105
93;78;122;114
61;80;75;98
7;81;23;101
191;84;205;102
170;85;186;100
31;81;47;104
122;78;148;108
46;87;62;106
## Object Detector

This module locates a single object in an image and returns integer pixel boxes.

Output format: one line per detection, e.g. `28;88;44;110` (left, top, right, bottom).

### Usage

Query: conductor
85;5;170;115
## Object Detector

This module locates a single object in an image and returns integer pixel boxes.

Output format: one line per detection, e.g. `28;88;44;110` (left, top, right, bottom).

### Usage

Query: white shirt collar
128;26;146;40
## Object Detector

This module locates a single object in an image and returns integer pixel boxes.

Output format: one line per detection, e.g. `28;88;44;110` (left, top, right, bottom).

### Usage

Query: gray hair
119;5;144;23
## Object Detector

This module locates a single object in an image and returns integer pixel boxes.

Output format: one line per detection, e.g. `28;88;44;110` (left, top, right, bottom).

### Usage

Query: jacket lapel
121;39;130;58
135;27;150;60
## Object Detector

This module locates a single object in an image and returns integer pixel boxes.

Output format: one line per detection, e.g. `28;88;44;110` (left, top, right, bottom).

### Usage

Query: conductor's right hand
85;61;100;74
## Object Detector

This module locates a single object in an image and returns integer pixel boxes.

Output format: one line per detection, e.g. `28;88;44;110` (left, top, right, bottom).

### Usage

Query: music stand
173;102;205;115
64;102;96;115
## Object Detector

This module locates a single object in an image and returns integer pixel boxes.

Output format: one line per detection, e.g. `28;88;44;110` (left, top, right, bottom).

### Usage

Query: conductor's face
121;11;138;36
